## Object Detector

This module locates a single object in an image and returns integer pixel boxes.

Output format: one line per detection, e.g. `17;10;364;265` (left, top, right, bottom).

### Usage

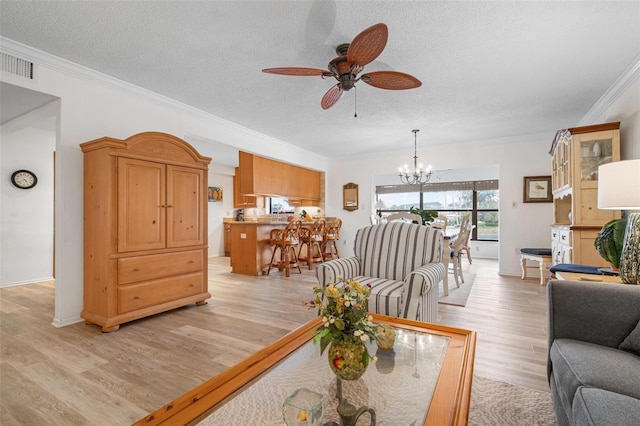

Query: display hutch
549;122;620;266
81;132;211;332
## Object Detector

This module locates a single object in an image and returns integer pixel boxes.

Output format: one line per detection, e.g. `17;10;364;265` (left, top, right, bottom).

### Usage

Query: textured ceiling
1;1;638;161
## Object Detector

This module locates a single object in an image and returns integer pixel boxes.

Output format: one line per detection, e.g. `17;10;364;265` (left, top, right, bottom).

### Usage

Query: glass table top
199;327;450;425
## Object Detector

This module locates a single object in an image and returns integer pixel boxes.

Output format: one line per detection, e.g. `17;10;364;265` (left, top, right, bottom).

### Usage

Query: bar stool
322;218;342;260
298;219;326;270
267;219;302;277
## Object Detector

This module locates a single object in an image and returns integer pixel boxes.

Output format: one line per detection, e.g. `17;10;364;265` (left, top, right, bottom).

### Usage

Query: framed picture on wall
208;186;223;202
523;176;552;203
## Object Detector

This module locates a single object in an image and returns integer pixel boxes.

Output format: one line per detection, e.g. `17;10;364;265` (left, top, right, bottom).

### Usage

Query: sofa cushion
619;319;640;355
550;338;640;411
354;275;404;318
572;387;640;426
520;247;552;256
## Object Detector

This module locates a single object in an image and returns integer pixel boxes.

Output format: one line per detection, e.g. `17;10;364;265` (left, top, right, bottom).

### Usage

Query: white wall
207;165;235;256
581;58;640;161
1;101;56;286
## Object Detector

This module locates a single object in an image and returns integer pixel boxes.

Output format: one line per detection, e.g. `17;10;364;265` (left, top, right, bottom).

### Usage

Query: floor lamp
598;159;640;284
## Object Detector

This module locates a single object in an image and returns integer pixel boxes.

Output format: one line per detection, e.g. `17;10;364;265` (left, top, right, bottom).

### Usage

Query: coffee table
555;270;623;284
135;314;476;425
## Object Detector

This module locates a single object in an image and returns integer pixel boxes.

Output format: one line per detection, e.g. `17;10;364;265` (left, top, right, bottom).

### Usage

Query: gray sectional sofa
547;280;640;426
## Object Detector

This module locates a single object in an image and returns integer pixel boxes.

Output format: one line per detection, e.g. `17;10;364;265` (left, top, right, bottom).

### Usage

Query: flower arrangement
303;278;378;358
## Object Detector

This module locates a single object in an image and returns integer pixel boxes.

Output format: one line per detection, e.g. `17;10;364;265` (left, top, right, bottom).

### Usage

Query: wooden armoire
81;132;211;332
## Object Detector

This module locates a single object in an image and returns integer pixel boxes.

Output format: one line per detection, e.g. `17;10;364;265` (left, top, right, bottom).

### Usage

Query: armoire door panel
166;165;204;247
118;157;166;253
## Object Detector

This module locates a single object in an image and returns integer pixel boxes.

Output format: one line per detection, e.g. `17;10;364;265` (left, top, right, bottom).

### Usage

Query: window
376;180;499;241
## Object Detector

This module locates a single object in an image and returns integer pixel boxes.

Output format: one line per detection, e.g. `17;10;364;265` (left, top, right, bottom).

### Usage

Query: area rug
469;376;557;426
438;274;475;307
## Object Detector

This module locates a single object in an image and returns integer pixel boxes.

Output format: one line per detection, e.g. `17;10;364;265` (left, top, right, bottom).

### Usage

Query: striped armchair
315;222;445;323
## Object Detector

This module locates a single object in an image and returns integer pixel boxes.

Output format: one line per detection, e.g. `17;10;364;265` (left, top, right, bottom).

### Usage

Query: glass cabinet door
579;137;613;182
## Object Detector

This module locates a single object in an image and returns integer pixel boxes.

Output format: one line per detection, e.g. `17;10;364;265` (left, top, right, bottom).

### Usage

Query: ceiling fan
262;23;422;110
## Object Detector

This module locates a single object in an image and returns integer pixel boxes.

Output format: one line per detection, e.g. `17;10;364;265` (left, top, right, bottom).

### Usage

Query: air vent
1;52;33;79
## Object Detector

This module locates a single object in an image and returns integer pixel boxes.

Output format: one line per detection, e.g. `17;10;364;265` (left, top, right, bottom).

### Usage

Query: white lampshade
598;159;640;210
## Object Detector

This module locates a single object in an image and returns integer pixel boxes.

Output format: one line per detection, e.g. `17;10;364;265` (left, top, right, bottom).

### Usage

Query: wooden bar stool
267;220;302;277
322;218;342;260
298;219;326;270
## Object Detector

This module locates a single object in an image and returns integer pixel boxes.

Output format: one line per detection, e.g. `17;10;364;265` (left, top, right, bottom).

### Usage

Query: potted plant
409;207;438;225
594;217;627;270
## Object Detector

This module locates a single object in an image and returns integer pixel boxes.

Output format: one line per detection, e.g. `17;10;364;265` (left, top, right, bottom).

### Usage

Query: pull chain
354;85;358;118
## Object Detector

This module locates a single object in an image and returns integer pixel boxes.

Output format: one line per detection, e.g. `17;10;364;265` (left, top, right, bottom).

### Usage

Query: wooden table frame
134;314;476;426
555;271;623;284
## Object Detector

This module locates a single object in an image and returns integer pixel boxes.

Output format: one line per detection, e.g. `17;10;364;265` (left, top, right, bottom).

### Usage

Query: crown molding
580;55;640;126
0;37;297;149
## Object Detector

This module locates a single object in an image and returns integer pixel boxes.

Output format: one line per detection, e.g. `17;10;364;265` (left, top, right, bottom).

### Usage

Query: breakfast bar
228;218;339;276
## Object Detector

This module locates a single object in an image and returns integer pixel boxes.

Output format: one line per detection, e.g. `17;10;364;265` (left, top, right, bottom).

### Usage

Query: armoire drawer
118;272;203;313
118;250;203;285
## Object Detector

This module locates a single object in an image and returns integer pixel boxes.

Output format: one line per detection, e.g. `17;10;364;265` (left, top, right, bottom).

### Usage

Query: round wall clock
11;169;38;189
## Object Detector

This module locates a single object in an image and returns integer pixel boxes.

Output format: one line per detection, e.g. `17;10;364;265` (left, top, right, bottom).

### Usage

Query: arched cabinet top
80;132;211;168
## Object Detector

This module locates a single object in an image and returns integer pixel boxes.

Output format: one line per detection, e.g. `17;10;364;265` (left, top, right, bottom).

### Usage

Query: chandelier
399;129;432;184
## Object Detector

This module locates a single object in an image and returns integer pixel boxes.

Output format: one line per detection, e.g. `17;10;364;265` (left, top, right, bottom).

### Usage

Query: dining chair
458;224;475;264
448;216;472;286
431;214;448;232
267;219;302;277
387;212;423;224
298;219;326;270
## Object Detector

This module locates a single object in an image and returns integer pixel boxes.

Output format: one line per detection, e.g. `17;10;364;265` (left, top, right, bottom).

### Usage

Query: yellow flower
325;285;339;299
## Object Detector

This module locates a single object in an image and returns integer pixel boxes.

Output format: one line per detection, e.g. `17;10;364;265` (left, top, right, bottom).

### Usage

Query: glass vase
328;336;369;381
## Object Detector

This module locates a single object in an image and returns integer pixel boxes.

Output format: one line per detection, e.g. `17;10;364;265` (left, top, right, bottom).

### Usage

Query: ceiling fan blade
262;67;332;76
321;84;343;109
347;23;388;67
360;71;422;90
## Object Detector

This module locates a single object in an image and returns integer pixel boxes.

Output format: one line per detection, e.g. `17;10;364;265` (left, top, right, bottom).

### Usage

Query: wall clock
11;169;38;189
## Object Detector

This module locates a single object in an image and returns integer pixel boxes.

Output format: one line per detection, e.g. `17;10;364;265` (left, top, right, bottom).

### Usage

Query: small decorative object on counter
282;388;326;426
303;279;378;381
374;325;396;351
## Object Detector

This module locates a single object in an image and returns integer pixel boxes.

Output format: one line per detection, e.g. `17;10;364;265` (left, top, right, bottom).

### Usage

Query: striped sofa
315;222;446;323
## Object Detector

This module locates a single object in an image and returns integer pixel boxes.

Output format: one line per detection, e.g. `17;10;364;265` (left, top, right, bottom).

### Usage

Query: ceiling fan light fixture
262;22;421;110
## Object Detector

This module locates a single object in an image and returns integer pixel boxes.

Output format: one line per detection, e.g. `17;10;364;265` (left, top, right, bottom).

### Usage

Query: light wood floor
0;257;550;425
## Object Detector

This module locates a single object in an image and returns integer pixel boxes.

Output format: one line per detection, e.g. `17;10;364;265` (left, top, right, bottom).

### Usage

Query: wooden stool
267;220;302;277
298;219;326;270
520;248;552;285
322;218;342;260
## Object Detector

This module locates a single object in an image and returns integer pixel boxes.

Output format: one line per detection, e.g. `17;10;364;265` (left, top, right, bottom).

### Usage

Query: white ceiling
1;1;638;163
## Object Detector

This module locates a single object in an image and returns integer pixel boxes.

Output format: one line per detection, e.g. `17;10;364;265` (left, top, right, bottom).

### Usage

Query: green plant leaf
319;333;332;354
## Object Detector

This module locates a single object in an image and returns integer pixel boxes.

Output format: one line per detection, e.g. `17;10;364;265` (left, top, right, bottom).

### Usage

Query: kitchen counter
227;218;338;276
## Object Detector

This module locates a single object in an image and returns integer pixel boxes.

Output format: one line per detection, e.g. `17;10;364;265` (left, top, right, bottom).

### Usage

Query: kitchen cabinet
81;132;211;332
233;168;263;208
239;151;321;200
549;122;621;266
